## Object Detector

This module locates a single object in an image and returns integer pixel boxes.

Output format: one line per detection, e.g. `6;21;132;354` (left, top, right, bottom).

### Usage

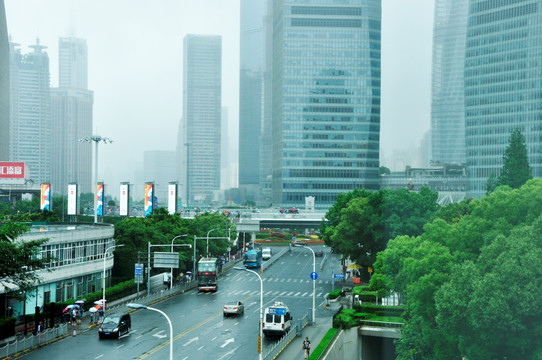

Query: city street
20;245;342;360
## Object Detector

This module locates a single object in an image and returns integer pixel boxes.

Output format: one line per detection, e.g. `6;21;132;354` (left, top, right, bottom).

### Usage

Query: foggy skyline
4;0;435;197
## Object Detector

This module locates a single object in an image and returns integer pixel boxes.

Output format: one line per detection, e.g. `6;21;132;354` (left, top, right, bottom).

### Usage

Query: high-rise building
51;37;93;196
270;0;382;208
180;34;222;206
58;37;88;89
239;0;265;204
431;0;468;166
50;88;93;195
0;0;9;161
9;39;51;185
143;150;177;207
464;0;542;198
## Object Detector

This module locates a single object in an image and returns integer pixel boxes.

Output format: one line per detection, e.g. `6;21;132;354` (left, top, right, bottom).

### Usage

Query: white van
262;248;272;260
262;302;292;337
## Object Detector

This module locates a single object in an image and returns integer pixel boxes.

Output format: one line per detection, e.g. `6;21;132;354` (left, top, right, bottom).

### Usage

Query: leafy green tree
0;223;50;297
379;166;391;175
485;172;499;195
499;128;532;189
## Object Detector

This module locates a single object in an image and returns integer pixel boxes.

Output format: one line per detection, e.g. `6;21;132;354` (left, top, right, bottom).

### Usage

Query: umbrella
62;304;76;313
347;264;362;270
94;299;107;305
186;271;192;274
75;300;86;304
88;307;98;313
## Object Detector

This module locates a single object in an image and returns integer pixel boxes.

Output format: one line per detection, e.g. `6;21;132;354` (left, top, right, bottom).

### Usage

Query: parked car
223;301;245;317
98;313;131;339
315;250;324;257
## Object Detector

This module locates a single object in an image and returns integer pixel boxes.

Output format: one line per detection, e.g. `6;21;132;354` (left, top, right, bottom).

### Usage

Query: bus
244;249;262;269
197;257;219;292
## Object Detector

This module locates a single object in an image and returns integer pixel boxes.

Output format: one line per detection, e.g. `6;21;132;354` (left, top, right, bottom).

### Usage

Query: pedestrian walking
302;337;311;359
98;309;105;324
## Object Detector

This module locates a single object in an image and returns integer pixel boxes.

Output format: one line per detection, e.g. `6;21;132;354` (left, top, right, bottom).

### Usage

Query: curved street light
128;303;173;360
295;244;316;324
206;227;220;256
170;234;189;290
234;266;263;360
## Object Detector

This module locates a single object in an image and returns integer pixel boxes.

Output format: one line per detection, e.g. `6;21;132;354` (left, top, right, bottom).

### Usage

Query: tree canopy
499;128;532;189
370;179;542;358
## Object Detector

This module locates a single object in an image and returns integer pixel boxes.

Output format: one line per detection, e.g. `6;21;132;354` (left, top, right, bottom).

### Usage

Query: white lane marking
197;346;204;350
116;344;124;349
220;338;235;348
183;336;199;347
95;355;104;359
153;330;167;339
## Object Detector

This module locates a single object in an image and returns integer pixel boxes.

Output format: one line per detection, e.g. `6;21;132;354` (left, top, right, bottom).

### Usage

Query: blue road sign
333;274;345;279
310;272;318;280
135;264;143;276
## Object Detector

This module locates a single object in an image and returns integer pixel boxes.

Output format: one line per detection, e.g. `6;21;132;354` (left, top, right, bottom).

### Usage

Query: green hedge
333;306;405;329
328;289;342;300
0;317;15;339
308;328;338;360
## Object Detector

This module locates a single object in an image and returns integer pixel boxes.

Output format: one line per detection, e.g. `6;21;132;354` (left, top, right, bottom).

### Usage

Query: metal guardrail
262;312;309;360
359;320;403;328
0;323;68;358
262;246;290;271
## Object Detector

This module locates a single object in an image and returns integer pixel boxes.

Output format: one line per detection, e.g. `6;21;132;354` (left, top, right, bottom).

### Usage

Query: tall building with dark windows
271;0;382;208
51;37;93;196
180;34;222;206
464;0;542;198
0;0;9;161
9;39;51;185
431;0;468;166
239;0;265;204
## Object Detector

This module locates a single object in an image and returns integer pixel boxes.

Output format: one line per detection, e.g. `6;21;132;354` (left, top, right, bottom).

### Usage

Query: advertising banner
96;183;104;216
120;183;129;216
0;162;24;179
144;183;154;216
168;183;177;215
40;184;51;211
67;184;77;215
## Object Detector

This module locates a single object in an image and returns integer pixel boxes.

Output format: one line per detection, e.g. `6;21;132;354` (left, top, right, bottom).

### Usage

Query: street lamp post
234;267;263;360
206;227;220;256
103;244;124;314
128;303;173;360
170;235;189;290
79;135;113;223
295;245;316;324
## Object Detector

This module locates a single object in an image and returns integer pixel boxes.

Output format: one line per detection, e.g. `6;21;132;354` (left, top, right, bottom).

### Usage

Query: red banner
0;162;25;179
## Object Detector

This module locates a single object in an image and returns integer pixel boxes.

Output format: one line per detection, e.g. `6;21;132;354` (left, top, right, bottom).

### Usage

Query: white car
223;301;244;317
262;248;272;260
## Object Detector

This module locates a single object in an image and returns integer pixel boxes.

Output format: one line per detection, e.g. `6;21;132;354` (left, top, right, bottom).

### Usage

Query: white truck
262;248;272;260
262;301;292;337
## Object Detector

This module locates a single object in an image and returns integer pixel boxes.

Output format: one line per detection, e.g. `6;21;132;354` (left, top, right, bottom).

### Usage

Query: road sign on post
310;272;318;280
135;263;144;283
154;252;179;268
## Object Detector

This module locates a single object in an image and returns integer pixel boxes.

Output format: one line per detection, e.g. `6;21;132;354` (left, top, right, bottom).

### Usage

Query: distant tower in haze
464;0;542;198
9;39;51;185
51;37;93;196
239;0;265;204
270;0;382;208
180;34;222;206
430;0;468;166
0;0;9;161
58;37;88;89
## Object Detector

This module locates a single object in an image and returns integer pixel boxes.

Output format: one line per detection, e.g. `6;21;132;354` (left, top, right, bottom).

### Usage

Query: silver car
223;301;244;317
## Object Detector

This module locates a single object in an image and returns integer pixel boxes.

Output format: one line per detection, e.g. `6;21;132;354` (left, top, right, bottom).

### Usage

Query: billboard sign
40;184;51;211
144;183;153;216
120;183;129;216
153;252;179;268
0;162;24;179
96;183;104;216
168;183;177;215
67;184;77;215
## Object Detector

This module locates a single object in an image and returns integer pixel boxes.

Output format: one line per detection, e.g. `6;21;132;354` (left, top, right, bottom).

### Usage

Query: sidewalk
275;312;335;360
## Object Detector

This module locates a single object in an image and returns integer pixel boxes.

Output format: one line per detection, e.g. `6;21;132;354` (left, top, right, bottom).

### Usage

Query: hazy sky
5;0;434;192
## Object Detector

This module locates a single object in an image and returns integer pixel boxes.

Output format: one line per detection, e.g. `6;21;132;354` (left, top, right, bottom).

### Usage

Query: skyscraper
271;0;382;208
0;0;9;161
9;39;51;185
239;0;265;204
464;0;542;198
59;37;88;89
180;34;222;206
431;0;468;166
51;37;93;196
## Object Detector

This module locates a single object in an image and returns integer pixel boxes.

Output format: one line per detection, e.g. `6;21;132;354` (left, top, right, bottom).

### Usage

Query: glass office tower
271;0;381;208
464;0;542;198
0;0;8;161
431;0;468;166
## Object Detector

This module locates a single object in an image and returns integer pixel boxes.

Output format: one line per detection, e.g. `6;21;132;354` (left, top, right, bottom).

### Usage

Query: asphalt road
20;245;342;360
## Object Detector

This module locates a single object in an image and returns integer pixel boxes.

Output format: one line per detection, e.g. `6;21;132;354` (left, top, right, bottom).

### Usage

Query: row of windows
291;6;363;16
465;48;529;67
282;141;378;150
466;28;528;48
464;58;538;77
291;18;362;28
472;0;529;14
467;17;528;38
465;38;539;58
283;182;369;190
40;238;113;268
465;95;541;109
285;160;371;167
285;168;378;178
469;3;537;26
282;58;380;69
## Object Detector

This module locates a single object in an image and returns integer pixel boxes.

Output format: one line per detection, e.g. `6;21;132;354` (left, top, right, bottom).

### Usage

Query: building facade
180;35;222;206
143;150;177;208
9;40;51;185
51;37;93;197
464;0;542;198
271;0;382;208
431;0;468;166
0;0;9;161
239;0;266;204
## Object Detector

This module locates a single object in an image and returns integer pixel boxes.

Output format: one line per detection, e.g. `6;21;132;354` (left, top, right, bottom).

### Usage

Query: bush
308;328;338;359
333;309;357;329
328;289;342;300
0;317;15;339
